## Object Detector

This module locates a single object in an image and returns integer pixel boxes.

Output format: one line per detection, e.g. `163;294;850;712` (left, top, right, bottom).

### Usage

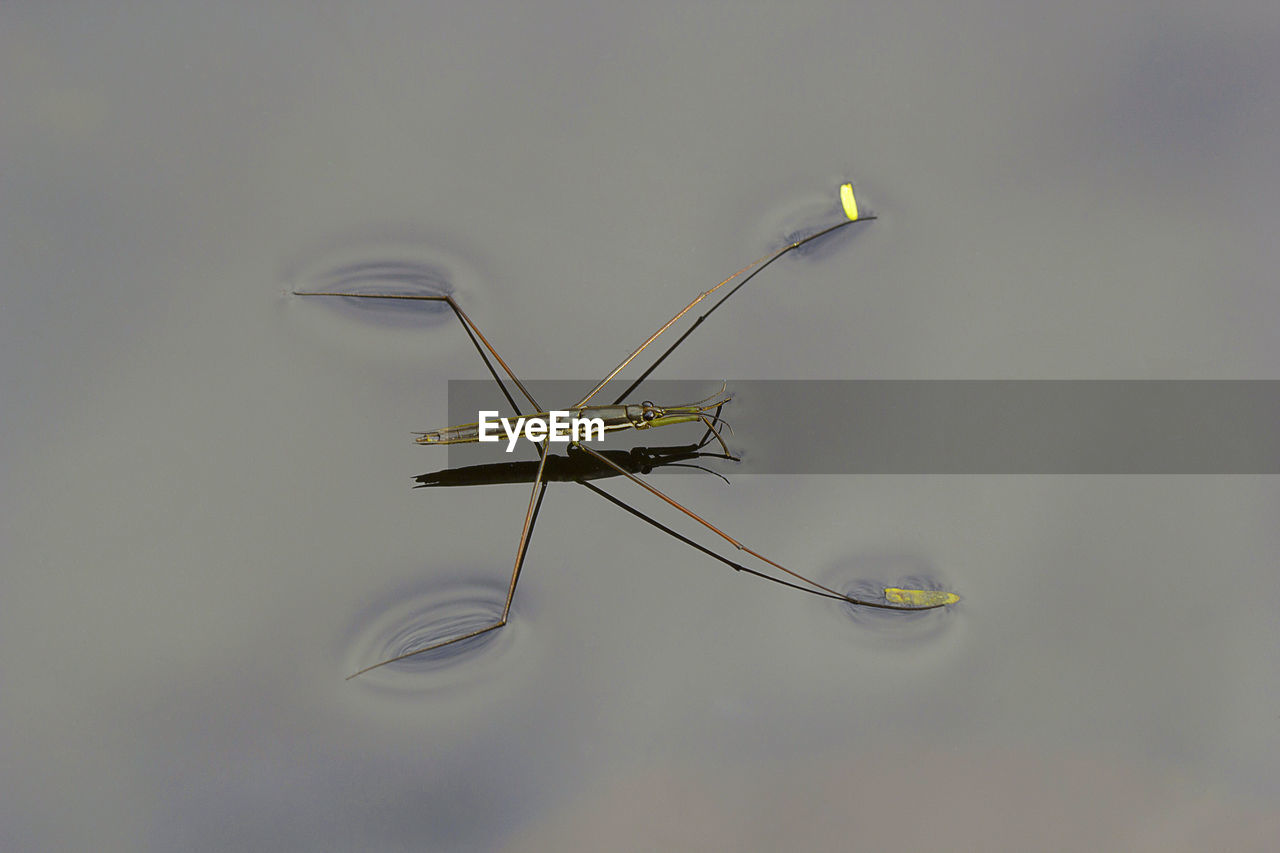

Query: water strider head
616;384;733;431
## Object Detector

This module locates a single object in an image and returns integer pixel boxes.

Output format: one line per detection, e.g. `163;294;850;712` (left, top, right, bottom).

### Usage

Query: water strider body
296;183;959;679
414;389;734;447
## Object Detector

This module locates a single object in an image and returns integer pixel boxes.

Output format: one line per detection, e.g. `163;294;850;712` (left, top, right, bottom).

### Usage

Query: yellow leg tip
884;587;959;607
839;183;860;221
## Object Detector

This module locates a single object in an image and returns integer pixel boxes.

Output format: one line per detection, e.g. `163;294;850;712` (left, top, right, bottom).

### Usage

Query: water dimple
345;579;517;689
288;240;467;329
763;184;873;262
827;560;957;645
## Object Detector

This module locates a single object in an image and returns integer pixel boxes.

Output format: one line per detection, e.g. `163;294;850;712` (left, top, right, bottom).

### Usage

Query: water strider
296;183;959;679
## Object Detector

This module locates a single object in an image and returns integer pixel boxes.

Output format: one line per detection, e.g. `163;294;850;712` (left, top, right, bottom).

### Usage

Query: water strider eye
641;401;657;421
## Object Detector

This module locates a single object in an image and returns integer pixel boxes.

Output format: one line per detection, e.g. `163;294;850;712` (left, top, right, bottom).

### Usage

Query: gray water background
3;2;1279;851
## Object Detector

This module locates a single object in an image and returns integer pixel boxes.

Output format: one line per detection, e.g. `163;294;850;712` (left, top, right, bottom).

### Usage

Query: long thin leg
500;440;552;622
574;444;951;611
292;290;542;416
694;402;735;453
577;480;904;608
293;288;556;676
696;410;735;459
345;443;554;679
575;213;875;409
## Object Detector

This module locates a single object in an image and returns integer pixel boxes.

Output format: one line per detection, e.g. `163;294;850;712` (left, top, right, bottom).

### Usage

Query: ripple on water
762;183;874;262
344;579;520;690
830;562;957;645
288;239;467;329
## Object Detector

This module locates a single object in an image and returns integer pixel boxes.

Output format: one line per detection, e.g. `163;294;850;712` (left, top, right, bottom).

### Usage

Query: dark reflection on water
345;578;517;690
779;221;867;262
416;441;738;488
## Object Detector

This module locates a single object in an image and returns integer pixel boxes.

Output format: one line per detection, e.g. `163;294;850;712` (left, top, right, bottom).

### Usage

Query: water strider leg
291;290;541;416
578;480;877;605
574;444;956;610
696;406;735;459
293;287;558;676
345;442;554;679
588;197;876;408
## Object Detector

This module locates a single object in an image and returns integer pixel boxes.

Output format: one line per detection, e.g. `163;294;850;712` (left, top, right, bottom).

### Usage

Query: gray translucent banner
442;380;1280;474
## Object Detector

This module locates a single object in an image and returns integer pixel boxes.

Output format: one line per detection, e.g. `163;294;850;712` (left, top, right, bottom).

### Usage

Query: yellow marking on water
840;183;860;221
884;587;959;607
